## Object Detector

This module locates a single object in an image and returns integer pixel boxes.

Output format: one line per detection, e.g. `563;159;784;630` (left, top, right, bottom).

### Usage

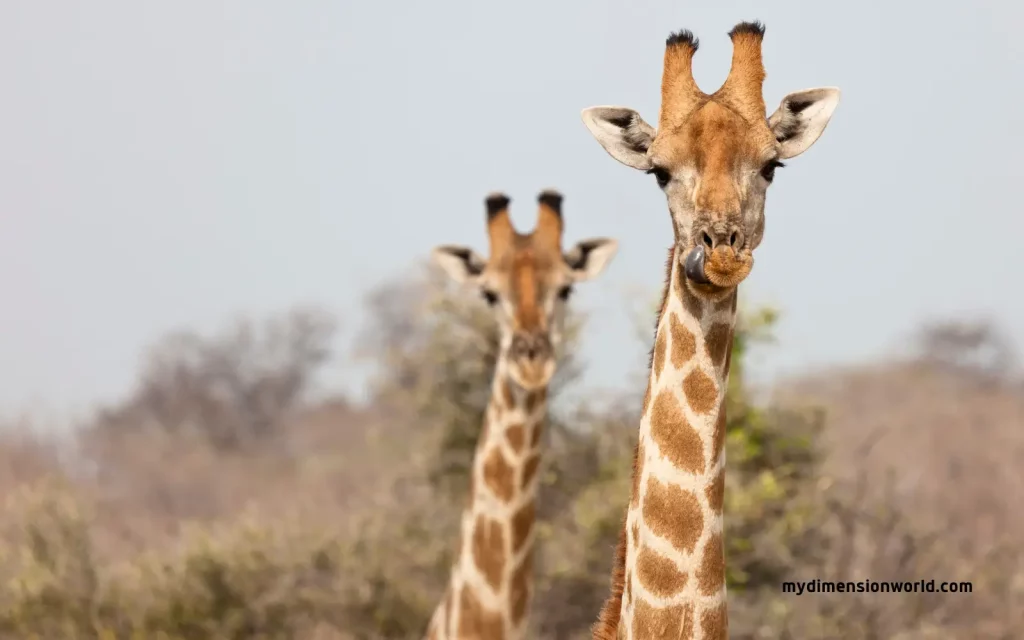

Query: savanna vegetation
0;264;1021;639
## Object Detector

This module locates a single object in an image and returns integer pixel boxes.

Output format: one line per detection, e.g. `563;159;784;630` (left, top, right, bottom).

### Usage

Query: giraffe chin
682;244;753;295
508;359;555;392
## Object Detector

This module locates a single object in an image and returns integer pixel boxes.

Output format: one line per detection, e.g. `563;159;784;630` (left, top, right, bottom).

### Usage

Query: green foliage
719;306;825;591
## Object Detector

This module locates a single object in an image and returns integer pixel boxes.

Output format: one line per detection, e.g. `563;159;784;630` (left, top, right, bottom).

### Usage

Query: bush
0;265;1020;639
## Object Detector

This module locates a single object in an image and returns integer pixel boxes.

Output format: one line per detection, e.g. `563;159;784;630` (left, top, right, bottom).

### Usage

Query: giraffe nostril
729;231;738;247
702;232;714;249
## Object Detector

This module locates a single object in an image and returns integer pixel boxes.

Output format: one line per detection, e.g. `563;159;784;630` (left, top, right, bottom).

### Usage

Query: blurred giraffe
424;190;618;640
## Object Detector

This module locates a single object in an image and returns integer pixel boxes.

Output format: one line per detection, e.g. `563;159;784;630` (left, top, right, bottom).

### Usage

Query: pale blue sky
1;2;1022;422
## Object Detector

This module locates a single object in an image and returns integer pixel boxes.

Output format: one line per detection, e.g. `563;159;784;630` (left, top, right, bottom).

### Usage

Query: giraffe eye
481;289;499;306
557;285;574;301
645;166;671;188
760;159;785;183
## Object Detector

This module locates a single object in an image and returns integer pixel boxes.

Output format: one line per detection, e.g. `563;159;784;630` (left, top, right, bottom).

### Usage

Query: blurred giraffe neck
424;355;549;640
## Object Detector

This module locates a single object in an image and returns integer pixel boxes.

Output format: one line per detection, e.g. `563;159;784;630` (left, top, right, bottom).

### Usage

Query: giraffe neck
425;355;549;640
597;247;737;640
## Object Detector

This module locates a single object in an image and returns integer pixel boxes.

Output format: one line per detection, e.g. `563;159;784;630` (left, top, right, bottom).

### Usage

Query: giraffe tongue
684;245;712;285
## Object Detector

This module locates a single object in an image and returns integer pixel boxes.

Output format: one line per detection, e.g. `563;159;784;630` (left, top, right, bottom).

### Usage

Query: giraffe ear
580;107;655;171
431;245;487;284
768;87;841;160
564;237;618;281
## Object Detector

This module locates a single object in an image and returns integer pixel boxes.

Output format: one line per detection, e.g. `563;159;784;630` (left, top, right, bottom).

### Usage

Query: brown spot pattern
683;368;718;414
701;601;728;639
706;467;725;514
502;381;515;408
696;533;725;596
649;390;706;475
521;453;541;490
653;330;667;380
669;313;697;367
642;383;652;415
723;341;733;378
509;555;533;624
680;268;706;320
704;322;731;369
457;585;506;640
711;406;726;464
529;421;543;448
714;290;736;313
636;545;689;597
642;477;703;554
525;388;545;414
631;441;644;509
511;502;534;553
483;448;516;502
505;423;525;453
631;521;640;549
471;516;507;591
631;600;694;639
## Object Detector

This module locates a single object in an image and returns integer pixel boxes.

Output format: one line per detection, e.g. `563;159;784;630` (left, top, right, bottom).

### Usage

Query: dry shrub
775;323;1024;639
92;308;336;450
0;274;1020;639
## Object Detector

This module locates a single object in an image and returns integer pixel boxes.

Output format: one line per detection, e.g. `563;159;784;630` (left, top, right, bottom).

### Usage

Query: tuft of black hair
537;190;563;215
787;99;813;114
449;247;473;263
666;29;699;51
607;112;634;129
485;193;511;218
729;21;765;39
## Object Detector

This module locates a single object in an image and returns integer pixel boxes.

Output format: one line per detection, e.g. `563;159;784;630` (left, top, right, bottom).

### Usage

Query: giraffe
423;190;619;640
579;21;840;640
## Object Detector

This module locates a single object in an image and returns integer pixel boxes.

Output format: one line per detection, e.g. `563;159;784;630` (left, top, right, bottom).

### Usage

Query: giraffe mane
591;448;635;640
594;245;675;640
647;246;678;371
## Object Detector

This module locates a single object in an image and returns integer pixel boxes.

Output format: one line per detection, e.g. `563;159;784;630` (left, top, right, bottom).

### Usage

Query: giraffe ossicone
423;190;618;640
581;21;840;640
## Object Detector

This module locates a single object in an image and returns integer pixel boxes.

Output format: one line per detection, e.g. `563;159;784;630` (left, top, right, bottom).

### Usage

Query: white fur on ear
431;245;487;284
580;107;656;171
768;87;841;160
565;237;619;281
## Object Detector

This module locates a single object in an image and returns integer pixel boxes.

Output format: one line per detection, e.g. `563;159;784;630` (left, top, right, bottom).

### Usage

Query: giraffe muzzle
683;243;754;289
511;332;553;362
509;332;556;389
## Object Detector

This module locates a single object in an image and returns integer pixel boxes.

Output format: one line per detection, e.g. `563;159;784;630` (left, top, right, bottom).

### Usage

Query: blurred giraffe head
432;191;617;391
581;21;840;300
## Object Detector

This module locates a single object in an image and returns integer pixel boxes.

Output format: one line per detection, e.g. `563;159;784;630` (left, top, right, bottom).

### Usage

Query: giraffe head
432;191;617;391
581;21;839;300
